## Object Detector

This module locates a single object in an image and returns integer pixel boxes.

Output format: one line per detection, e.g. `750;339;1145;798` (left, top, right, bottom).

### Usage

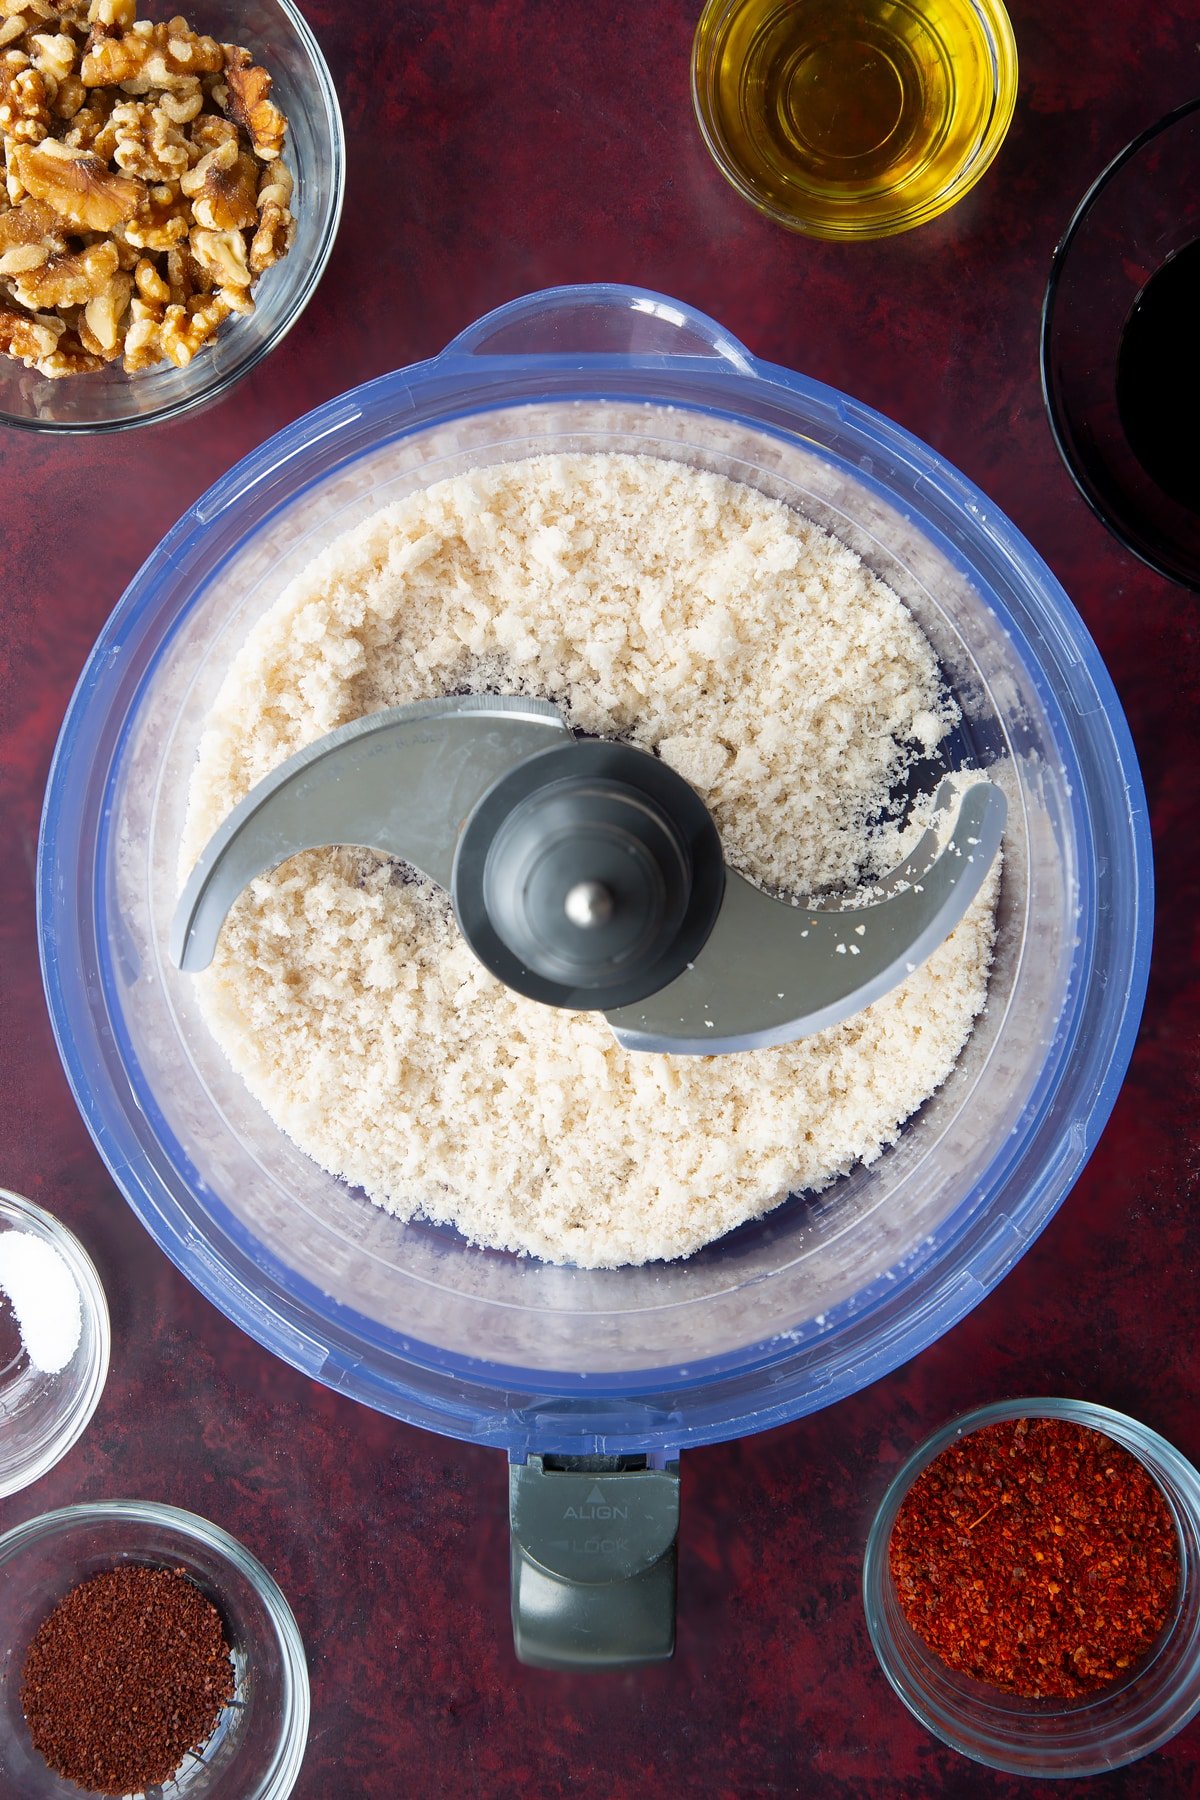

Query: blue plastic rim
37;285;1153;1456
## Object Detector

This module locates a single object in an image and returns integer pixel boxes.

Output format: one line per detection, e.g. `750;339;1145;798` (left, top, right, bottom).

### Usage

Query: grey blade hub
172;694;1006;1055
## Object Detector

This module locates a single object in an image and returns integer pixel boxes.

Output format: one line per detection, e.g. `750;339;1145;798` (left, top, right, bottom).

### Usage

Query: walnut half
220;45;284;161
8;235;118;307
80;17;224;92
180;137;258;231
12;136;143;229
0;298;61;364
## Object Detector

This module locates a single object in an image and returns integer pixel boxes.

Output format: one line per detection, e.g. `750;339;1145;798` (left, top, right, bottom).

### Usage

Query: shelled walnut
0;0;295;378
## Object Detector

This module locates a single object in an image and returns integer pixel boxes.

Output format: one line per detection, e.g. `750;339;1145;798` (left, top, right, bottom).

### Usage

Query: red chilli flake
888;1417;1181;1700
20;1564;236;1796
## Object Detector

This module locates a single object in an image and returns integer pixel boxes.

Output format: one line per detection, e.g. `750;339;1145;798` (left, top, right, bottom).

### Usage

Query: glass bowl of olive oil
691;0;1017;239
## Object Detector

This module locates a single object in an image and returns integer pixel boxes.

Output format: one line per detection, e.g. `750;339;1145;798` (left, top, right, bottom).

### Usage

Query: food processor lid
171;693;1005;1050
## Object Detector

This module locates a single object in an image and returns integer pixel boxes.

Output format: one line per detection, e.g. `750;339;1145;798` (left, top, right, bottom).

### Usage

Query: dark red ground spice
21;1564;236;1795
888;1417;1181;1700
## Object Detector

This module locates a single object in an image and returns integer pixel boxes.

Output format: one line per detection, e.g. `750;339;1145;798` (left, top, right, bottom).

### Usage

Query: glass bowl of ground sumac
862;1398;1200;1777
0;1500;309;1798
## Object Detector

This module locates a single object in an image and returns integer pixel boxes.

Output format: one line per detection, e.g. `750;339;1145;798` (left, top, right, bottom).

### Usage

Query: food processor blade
170;695;570;973
172;698;1005;1052
605;779;1007;1052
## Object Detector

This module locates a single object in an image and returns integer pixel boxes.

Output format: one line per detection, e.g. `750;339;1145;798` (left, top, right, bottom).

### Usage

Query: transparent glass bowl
0;1501;310;1798
691;0;1018;239
0;0;344;434
0;1190;109;1499
863;1398;1200;1777
1041;101;1200;593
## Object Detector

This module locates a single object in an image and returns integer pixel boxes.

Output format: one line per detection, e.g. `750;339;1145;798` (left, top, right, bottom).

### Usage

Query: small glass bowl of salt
0;1190;109;1497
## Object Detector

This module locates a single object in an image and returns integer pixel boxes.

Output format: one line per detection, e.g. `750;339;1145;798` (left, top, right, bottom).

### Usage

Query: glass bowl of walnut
0;0;343;430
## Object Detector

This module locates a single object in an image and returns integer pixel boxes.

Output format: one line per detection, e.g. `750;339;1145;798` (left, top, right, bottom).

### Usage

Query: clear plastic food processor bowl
38;286;1150;1461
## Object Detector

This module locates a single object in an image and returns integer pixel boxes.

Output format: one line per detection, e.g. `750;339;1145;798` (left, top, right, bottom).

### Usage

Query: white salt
0;1231;82;1374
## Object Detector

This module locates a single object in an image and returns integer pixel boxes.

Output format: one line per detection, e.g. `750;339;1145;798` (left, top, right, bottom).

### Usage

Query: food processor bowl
37;285;1151;1664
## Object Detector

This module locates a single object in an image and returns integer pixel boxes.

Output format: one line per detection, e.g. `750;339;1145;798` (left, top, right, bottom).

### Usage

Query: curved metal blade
605;779;1006;1054
171;695;569;973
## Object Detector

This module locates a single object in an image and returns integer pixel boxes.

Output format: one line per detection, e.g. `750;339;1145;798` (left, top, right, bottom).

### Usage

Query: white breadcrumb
181;453;997;1268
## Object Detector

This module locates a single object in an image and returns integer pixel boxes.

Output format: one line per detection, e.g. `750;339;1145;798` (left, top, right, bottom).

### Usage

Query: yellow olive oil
694;0;1008;237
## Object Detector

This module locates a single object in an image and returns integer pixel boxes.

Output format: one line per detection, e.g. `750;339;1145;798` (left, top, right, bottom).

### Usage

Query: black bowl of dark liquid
1041;100;1200;592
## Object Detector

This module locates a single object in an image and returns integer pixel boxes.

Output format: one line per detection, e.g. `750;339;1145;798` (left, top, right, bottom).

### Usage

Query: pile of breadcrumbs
181;453;998;1268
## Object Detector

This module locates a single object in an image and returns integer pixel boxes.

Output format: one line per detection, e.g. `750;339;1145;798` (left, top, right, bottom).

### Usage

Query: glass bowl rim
0;1188;110;1499
0;0;346;437
0;1497;311;1800
862;1395;1200;1776
1039;96;1200;595
689;0;1019;241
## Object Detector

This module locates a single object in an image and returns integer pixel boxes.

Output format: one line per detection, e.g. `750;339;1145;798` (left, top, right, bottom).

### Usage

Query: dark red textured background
2;2;1200;1795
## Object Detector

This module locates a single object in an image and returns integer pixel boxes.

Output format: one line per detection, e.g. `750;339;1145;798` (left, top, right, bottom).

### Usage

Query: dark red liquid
1116;239;1200;514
